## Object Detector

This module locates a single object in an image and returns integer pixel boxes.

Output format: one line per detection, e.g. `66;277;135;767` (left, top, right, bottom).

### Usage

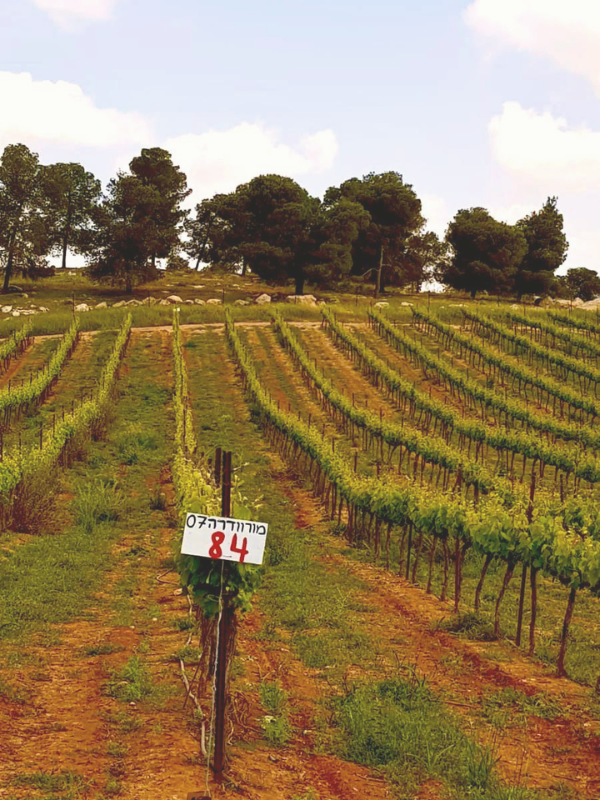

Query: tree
557;268;600;302
402;231;449;292
42;162;101;269
129;147;191;267
441;208;528;298
86;173;162;293
324;172;424;296
200;175;368;294
0;144;44;292
515;197;568;298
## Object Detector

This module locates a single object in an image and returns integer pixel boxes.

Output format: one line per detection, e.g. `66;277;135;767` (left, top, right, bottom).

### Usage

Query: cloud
31;0;117;27
164;123;338;201
0;71;151;150
489;101;600;191
465;0;600;93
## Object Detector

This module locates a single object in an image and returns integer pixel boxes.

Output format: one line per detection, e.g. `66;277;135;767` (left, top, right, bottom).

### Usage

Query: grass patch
104;656;156;703
481;688;564;728
333;676;537;800
12;769;92;794
259;681;292;746
81;641;124;657
437;612;497;642
72;479;125;533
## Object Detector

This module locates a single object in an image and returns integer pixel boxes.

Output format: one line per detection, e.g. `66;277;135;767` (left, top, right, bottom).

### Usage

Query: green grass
259;681;292;746
480;687;564;728
333;676;538;800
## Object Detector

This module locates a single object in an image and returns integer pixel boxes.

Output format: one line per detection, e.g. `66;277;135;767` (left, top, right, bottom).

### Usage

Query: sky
1;0;599;273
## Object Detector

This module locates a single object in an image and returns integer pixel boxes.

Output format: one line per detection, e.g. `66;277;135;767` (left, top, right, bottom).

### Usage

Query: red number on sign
209;531;225;559
230;534;249;563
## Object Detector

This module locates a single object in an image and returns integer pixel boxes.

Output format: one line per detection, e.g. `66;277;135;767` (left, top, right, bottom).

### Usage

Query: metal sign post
184;449;269;799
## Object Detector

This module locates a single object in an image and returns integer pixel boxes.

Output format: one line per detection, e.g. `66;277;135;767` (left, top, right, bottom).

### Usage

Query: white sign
181;514;268;565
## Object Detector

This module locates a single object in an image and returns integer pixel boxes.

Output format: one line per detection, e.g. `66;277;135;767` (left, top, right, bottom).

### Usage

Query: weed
259;681;291;746
437;612;497;642
260;714;292;746
259;681;288;715
172;615;195;632
105;656;155;703
81;641;123;657
107;741;128;758
481;688;563;727
104;709;143;734
72;479;124;533
149;486;167;510
117;423;158;465
12;770;92;793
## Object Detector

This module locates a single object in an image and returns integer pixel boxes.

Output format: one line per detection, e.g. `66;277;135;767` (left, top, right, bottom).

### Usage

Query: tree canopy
442;207;528;298
515;197;568;298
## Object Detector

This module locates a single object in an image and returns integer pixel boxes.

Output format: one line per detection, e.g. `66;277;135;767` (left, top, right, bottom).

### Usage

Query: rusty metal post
214;446;222;486
214;450;233;785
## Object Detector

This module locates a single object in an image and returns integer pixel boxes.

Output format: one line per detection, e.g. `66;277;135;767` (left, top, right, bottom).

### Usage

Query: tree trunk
241;257;247;277
61;232;69;270
557;587;577;677
374;243;384;299
494;561;515;638
3;240;15;294
515;563;528;647
528;567;538;656
474;554;493;611
295;273;305;296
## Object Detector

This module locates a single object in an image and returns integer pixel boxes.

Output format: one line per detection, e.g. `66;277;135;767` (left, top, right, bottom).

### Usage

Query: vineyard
2;291;600;800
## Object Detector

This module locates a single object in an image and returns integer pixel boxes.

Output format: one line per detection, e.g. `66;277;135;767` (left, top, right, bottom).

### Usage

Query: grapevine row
227;309;600;675
0;314;132;528
463;309;600;395
172;311;261;617
271;310;494;494
358;308;600;489
549;310;600;338
411;307;600;438
0;319;80;429
0;320;33;372
504;309;600;362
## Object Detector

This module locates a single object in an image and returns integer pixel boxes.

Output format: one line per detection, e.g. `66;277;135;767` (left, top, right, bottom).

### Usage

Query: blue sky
1;0;599;272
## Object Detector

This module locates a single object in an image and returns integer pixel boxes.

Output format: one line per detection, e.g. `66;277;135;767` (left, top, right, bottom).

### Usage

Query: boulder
38;306;49;313
1;306;12;313
125;298;142;307
158;299;170;306
234;299;250;306
400;302;414;307
75;303;90;312
95;302;108;310
185;299;195;305
11;310;20;317
206;298;222;305
581;298;600;309
112;300;127;309
572;298;584;307
141;296;157;306
286;294;317;305
194;299;206;305
374;301;389;308
166;295;183;304
193;284;205;289
255;293;272;305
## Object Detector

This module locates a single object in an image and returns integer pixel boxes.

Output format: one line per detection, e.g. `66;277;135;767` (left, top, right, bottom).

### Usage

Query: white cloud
465;0;600;93
164;122;338;200
31;0;117;27
0;72;151;150
489;101;600;191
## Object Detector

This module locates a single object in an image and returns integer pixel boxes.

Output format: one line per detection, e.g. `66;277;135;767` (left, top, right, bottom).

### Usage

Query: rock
185;299;195;305
400;301;414;307
11;310;20;317
206;298;222;305
158;299;170;306
95;302;108;309
572;298;584;307
374;301;389;308
112;300;127;308
166;295;183;304
124;298;142;306
286;294;317;306
581;297;600;309
255;293;272;305
1;306;12;313
234;299;250;306
194;299;206;305
6;285;23;294
75;303;90;312
193;284;204;289
141;296;157;306
21;309;36;315
38;306;49;313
